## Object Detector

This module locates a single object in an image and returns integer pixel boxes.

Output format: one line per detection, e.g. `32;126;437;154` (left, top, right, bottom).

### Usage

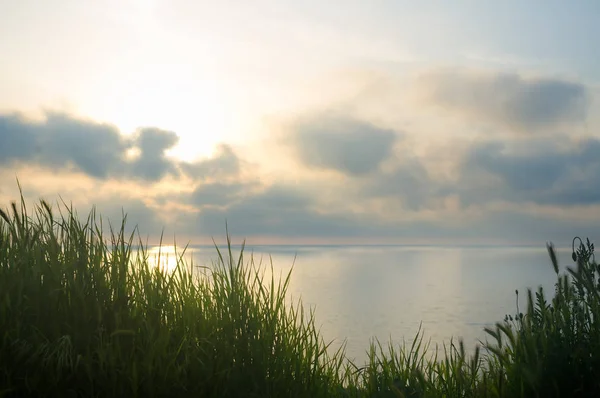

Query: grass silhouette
1;190;599;397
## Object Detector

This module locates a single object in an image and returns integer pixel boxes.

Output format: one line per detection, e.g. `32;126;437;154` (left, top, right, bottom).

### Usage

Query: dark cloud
179;180;599;245
358;158;434;210
188;181;254;207
3;171;598;246
192;184;385;238
288;116;399;175
128;128;180;180
181;144;241;180
0;112;129;178
3;109;600;245
0;111;243;183
420;70;589;132
182;182;470;242
457;137;600;206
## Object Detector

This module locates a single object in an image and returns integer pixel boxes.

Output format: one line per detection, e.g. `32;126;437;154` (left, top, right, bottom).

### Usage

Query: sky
1;0;599;246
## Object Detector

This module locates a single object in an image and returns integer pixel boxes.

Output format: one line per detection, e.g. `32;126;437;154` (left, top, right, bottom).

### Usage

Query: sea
147;244;575;365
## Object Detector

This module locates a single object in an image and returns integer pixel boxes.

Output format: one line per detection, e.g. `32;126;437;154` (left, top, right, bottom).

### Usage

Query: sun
121;76;232;159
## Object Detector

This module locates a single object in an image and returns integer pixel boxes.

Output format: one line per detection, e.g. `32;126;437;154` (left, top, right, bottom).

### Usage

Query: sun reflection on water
146;245;190;273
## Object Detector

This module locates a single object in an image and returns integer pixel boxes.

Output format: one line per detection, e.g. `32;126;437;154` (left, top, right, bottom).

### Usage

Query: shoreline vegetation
1;194;599;397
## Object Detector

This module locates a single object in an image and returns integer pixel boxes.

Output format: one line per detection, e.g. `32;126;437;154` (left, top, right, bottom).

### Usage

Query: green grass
1;191;599;397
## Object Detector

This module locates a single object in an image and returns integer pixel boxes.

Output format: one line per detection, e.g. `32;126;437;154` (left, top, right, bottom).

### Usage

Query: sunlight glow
110;77;232;161
147;245;183;273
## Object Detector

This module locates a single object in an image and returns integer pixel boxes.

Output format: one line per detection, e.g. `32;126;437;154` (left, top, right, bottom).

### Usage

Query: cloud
357;157;434;210
0;112;129;178
127;128;180;181
457;136;600;207
191;184;387;239
173;178;600;245
417;69;589;132
3;107;600;245
287;115;399;175
181;144;241;180
188;181;255;207
279;109;600;216
178;132;600;244
3;161;599;246
0;111;244;183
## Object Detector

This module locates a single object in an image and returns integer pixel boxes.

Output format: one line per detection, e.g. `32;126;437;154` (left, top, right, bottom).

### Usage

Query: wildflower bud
572;252;578;262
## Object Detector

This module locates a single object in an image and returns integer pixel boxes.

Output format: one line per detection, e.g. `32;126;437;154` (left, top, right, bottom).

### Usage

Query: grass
1;192;599;397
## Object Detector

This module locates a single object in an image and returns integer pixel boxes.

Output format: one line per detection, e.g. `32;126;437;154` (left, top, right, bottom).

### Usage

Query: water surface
149;244;573;364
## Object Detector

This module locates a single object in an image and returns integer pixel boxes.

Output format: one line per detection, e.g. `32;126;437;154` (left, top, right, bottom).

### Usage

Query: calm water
149;244;574;364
